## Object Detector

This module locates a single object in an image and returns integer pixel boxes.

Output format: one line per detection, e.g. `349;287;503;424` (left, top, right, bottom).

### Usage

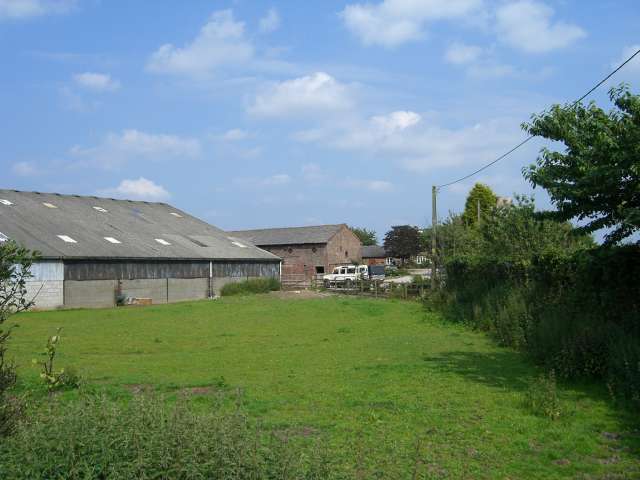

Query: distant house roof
361;245;387;258
228;224;346;246
0;189;279;262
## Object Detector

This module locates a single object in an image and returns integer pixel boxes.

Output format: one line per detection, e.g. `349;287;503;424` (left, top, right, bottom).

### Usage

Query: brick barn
228;224;362;287
361;245;388;266
0;190;280;309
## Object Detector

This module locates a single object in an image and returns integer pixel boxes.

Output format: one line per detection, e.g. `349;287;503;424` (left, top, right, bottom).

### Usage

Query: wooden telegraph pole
431;186;437;290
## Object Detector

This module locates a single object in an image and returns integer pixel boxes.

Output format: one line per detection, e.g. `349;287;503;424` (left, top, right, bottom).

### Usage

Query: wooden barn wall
212;261;280;278
64;260;279;281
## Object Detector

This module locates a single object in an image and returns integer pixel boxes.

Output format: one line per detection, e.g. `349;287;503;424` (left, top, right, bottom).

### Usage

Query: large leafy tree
523;85;640;244
383;226;421;264
462;183;498;225
349;226;378;246
421;213;483;262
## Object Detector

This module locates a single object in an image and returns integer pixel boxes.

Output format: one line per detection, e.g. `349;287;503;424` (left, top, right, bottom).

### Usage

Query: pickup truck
323;264;385;288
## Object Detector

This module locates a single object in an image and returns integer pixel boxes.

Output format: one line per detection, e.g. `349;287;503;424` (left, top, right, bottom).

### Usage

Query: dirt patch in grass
269;290;330;300
125;384;154;395
179;386;215;396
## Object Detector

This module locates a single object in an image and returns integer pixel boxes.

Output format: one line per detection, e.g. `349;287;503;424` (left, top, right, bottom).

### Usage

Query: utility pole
477;199;481;224
431;186;437;290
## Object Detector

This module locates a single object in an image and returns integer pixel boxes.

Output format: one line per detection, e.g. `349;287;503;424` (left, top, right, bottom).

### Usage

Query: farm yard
6;294;639;479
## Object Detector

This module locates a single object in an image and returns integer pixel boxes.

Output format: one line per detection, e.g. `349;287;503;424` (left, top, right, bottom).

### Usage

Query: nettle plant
33;328;80;391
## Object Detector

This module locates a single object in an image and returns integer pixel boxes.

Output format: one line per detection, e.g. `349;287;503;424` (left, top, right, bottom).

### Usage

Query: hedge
439;245;640;409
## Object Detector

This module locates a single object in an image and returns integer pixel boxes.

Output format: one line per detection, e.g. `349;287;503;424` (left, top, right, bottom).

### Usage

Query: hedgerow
220;278;281;297
438;245;640;409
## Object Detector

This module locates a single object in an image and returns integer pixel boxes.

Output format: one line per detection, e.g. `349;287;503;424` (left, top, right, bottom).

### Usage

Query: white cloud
371;110;421;133
444;42;483;65
99;177;170;201
348;179;394;192
147;9;253;76
495;1;585;53
259;8;280;33
71;129;201;168
295;110;527;173
611;45;640;76
340;0;483;48
12;161;40;176
0;0;75;19
220;129;249;141
73;72;120;92
248;72;353;117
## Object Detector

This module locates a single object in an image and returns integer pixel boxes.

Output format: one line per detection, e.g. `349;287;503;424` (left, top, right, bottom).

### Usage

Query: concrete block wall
25;280;64;309
120;279;168;305
64;280;117;309
167;278;209;303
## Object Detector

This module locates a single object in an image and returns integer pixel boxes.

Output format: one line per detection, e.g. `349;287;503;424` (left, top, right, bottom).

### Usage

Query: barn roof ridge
228;224;348;246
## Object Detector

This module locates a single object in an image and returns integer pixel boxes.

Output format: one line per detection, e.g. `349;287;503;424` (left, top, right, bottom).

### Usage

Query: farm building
0;190;280;309
361;245;389;266
228;224;362;287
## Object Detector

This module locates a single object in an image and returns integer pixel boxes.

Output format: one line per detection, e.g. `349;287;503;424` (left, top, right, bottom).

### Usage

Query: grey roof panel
0;190;279;262
228;224;345;246
361;245;387;258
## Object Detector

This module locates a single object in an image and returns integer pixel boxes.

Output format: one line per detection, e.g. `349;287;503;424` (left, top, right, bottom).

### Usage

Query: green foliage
349;226;378;246
525;370;562;420
440;245;640;409
383;225;421;263
0;394;332;479
477;196;594;263
422;213;483;263
462;183;498;226
33;328;81;391
523;85;640;244
0;241;38;437
220;278;281;296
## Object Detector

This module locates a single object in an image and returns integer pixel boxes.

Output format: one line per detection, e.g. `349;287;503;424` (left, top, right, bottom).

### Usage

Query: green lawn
9;295;640;478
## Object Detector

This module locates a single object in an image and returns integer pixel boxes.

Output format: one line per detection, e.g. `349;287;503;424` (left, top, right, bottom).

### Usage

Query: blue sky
1;0;639;240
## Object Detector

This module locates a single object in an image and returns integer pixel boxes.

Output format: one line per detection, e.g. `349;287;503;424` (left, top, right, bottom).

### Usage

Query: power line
437;46;640;189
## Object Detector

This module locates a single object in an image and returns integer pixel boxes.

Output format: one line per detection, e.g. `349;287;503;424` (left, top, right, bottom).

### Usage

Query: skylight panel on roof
104;237;121;244
93;206;108;213
170;212;183;218
57;235;77;243
231;240;248;248
0;199;13;206
43;202;58;209
155;238;171;246
0;232;8;243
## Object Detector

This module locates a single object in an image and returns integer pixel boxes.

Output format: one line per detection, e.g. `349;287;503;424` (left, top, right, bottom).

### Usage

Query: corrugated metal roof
0;189;279;262
361;245;387;258
228;224;346;246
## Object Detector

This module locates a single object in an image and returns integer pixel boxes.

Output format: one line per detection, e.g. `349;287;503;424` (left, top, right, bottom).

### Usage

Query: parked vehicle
323;265;384;288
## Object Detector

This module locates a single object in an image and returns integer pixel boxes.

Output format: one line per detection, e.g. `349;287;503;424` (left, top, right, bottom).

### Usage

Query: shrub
33;329;81;391
525;371;562;420
220;278;281;297
0;394;331;479
438;245;640;409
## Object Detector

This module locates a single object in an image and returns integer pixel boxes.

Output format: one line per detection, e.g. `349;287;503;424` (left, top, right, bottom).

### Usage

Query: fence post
403;283;407;299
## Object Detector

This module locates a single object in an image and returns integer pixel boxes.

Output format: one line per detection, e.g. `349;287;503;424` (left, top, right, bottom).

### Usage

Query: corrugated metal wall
30;260;64;281
64;260;279;281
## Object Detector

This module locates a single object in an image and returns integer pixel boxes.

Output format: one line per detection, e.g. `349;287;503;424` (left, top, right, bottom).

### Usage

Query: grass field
8;295;640;478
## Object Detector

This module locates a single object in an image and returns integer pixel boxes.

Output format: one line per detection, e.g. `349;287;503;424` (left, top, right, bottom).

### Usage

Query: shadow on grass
423;349;640;460
422;350;535;392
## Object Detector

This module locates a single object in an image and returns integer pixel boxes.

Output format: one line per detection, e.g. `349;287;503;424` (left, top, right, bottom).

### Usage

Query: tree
477;196;594;263
1;241;37;437
421;213;483;262
350;226;378;246
462;183;498;226
383;226;421;264
523;85;640;244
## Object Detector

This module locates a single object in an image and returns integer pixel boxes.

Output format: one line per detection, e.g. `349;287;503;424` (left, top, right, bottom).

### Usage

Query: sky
1;0;639;241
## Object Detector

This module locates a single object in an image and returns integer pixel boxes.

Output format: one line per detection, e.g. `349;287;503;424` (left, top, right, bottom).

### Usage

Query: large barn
228;224;362;288
0;190;280;309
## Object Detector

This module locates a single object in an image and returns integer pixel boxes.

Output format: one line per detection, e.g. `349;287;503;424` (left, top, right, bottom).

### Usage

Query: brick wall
326;226;362;268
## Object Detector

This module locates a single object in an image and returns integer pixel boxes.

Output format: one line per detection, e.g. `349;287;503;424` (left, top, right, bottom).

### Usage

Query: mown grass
8;295;640;478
